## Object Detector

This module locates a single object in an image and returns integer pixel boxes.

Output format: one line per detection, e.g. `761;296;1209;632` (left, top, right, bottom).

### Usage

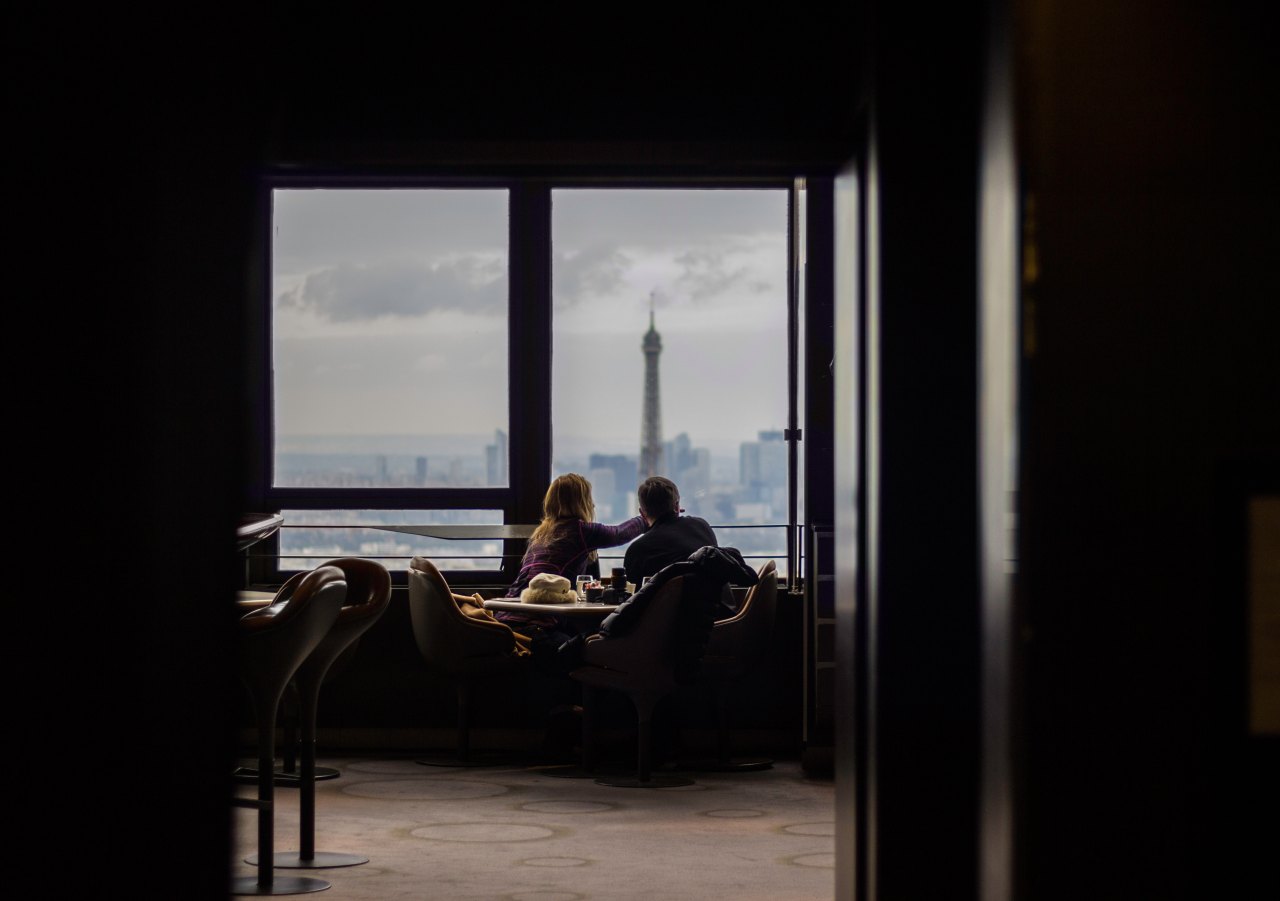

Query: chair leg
416;678;512;768
594;691;693;789
635;693;657;783
281;687;298;776
582;684;596;773
681;682;773;773
234;681;340;788
456;681;471;762
255;700;276;890
298;684;317;861
249;675;367;871
532;685;595;779
232;689;331;895
715;687;730;766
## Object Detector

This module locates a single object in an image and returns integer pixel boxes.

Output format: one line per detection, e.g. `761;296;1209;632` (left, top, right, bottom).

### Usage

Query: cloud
276;256;506;321
673;248;752;300
554;189;788;250
553;244;632;304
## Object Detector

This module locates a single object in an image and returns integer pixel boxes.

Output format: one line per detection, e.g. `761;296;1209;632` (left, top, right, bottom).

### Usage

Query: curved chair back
705;560;778;675
238;565;348;702
576;575;687;694
297;557;393;685
407;556;518;671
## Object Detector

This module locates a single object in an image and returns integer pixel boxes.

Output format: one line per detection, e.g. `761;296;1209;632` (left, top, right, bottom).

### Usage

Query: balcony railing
252;518;801;586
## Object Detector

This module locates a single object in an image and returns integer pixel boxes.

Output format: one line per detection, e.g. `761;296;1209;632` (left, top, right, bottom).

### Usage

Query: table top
483;598;619;616
238;512;284;551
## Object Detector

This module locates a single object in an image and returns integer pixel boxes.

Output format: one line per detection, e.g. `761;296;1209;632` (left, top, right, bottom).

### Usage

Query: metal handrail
259;520;802;583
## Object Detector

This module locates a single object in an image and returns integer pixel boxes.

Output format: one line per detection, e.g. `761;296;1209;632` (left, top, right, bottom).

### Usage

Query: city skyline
274;427;786;500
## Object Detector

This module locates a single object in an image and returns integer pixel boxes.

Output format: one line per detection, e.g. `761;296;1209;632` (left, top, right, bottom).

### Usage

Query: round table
482;598;619;617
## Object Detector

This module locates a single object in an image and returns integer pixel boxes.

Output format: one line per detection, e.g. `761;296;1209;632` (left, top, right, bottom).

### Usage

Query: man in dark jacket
623;477;719;586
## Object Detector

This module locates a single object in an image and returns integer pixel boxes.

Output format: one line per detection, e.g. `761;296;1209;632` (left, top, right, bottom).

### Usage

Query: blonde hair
527;473;597;552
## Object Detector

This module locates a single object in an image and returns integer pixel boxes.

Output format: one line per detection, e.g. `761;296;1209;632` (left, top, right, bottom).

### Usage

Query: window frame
245;174;800;590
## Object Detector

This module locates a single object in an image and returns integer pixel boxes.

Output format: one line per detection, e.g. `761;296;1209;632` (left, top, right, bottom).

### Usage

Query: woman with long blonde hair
495;473;645;670
507;472;643;597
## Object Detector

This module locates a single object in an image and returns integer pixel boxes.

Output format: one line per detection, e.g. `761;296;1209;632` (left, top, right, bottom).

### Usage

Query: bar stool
246;557;392;872
234;591;339;787
233;565;347;896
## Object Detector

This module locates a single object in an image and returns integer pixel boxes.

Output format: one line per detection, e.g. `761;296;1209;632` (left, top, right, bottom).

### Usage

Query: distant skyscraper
740;429;787;508
663;431;711;514
590;453;639;520
485;429;508;486
640;301;663;478
415;456;428;486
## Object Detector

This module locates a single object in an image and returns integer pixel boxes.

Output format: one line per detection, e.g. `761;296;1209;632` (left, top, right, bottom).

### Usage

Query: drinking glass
576;575;592;600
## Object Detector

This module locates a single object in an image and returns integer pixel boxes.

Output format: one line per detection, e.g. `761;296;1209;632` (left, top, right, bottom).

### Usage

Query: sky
272;188;790;459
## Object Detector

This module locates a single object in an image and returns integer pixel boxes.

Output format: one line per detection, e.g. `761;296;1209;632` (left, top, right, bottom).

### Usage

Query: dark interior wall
255;13;862;171
14;16;266;898
1015;2;1278;898
861;3;986;899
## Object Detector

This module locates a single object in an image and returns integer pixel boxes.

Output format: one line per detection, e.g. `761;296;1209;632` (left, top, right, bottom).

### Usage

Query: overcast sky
273;188;789;458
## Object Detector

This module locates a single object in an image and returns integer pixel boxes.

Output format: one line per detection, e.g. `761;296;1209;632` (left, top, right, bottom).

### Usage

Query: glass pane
272;189;509;488
551;189;789;577
277;509;507;571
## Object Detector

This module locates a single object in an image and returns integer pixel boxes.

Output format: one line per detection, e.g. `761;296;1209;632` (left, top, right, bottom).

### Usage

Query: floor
231;754;835;900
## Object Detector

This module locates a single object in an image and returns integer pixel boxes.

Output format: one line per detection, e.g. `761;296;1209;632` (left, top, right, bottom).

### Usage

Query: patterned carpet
231;756;835;900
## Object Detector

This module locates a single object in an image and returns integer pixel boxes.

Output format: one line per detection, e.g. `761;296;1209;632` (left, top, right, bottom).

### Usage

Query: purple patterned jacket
496;516;646;630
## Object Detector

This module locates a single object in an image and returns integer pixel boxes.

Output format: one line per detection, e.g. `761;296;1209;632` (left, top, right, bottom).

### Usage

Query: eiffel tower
639;295;663;479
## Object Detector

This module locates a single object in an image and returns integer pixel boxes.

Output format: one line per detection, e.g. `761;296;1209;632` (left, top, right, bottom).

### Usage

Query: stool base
235;765;342;785
247;851;368;869
683;756;774;772
594;772;695;788
231;874;330;895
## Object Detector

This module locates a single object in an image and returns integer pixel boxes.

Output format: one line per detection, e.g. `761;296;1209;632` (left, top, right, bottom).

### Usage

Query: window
551;189;791;575
252;179;798;586
272;188;509;489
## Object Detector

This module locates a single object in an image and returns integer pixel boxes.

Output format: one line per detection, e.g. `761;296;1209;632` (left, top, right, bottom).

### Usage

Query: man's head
637;476;680;525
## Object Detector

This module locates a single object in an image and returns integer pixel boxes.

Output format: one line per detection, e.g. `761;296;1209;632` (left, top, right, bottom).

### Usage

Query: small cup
575;575;592;599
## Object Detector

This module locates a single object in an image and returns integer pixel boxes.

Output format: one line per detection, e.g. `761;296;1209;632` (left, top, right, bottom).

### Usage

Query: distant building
740;429;787;512
666;432;693;474
589;453;638;523
663;431;712;514
485;429;508;487
415;456;428;486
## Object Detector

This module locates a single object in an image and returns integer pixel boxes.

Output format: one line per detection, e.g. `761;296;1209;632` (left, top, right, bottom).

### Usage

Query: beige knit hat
519;572;576;605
